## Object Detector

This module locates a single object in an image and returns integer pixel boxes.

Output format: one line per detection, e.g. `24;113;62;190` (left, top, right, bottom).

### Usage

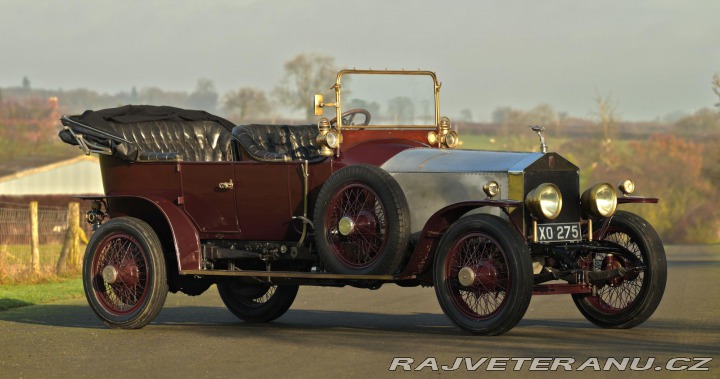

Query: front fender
617;196;659;204
82;194;202;271
398;199;521;279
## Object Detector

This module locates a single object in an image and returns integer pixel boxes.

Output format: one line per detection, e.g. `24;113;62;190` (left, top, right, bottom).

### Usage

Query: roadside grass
0;243;84;284
0;243;84;311
1;243;65;268
0;277;84;311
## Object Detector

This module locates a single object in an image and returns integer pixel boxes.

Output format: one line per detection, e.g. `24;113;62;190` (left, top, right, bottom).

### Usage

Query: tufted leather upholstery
233;124;324;162
105;120;235;162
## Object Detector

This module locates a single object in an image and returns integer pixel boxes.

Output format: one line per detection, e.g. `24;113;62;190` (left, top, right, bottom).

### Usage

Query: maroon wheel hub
102;259;141;287
338;210;377;237
92;233;149;314
445;233;510;320
458;261;499;292
601;254;624;287
325;183;388;268
585;229;645;314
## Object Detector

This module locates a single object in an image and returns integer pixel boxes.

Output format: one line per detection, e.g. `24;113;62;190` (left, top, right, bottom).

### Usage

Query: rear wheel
83;217;168;329
573;211;667;328
217;281;298;323
433;214;533;335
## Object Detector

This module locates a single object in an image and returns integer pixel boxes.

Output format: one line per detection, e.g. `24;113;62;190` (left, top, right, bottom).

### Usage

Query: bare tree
492;106;513;124
527;104;558;127
274;53;338;121
189;78;219;113
387;96;414;124
593;92;618;145
223;87;272;121
592;92;621;169
713;73;720;110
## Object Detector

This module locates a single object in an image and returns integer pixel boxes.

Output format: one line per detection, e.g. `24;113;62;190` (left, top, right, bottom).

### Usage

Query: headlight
325;131;340;148
618;179;635;195
444;130;459;148
581;182;618;217
483;181;500;197
427;131;438;145
525;183;562;220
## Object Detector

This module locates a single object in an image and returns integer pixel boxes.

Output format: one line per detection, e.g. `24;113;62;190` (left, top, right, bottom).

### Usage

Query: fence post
68;202;81;268
57;202;84;274
30;201;40;274
57;203;73;274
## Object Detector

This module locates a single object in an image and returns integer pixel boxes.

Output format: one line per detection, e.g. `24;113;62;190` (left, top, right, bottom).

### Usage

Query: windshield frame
334;70;441;130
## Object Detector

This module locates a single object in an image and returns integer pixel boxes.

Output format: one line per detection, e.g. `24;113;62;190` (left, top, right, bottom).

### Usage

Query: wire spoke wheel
92;233;148;314
446;233;509;320
573;211;667;328
83;217;168;329
218;281;298;323
434;215;532;336
314;165;410;275
587;232;643;313
325;183;388;268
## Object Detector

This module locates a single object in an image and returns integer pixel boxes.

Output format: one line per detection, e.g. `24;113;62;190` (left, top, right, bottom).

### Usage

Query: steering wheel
330;108;371;127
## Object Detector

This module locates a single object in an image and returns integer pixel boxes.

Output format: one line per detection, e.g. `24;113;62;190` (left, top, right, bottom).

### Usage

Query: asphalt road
1;245;718;378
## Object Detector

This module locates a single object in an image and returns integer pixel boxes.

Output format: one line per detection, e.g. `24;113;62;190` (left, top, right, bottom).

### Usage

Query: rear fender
81;195;201;272
398;199;521;278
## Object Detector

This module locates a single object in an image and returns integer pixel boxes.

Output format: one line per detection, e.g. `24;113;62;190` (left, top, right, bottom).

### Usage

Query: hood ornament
530;125;548;153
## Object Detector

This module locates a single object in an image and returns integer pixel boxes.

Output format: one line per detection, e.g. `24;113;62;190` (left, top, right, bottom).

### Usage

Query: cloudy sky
1;0;718;121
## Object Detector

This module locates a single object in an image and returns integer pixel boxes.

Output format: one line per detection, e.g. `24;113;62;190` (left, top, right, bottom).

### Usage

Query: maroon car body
59;70;667;335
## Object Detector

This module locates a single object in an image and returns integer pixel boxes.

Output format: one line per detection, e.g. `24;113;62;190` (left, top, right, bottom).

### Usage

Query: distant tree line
0;53;339;125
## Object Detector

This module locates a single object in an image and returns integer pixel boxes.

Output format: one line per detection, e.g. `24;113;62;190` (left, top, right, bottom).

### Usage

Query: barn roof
0;155;103;195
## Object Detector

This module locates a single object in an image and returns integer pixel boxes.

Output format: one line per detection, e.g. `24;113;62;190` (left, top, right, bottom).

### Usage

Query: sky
1;0;718;122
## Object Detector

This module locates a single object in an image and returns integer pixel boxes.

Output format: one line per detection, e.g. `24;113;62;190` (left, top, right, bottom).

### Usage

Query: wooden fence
0;201;89;278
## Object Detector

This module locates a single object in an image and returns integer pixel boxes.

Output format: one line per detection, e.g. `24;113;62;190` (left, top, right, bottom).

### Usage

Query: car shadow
0;298;33;311
4;302;718;357
0;302;601;336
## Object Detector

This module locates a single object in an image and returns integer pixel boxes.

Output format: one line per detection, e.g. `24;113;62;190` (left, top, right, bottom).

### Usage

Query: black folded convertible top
72;104;235;131
59;105;237;162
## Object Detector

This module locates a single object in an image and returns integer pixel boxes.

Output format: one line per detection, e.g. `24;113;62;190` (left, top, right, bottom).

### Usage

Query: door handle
218;179;234;190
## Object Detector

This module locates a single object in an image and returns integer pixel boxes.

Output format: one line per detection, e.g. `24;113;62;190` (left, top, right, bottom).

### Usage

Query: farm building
0;155;103;196
0;154;101;248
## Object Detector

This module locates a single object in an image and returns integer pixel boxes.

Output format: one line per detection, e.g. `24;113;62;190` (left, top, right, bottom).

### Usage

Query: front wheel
217;281;298;323
573;211;667;328
83;217;168;329
433;214;533;336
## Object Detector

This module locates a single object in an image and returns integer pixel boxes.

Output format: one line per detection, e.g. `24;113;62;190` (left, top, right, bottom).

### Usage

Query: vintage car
59;69;666;335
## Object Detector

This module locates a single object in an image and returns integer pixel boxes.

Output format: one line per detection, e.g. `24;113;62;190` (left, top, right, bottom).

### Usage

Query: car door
180;162;239;234
234;162;304;241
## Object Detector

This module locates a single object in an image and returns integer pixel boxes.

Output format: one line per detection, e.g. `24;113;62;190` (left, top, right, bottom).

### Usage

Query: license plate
537;222;581;243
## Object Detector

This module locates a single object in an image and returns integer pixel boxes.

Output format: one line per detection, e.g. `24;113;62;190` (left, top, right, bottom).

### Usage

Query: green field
0;243;84;286
1;243;65;267
0;243;87;311
0;277;83;311
458;134;566;152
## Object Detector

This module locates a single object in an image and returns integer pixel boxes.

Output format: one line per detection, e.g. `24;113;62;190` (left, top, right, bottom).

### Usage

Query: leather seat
106;120;235;162
233;124;324;162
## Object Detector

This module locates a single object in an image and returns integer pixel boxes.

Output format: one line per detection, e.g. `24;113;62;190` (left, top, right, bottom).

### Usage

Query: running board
180;269;396;281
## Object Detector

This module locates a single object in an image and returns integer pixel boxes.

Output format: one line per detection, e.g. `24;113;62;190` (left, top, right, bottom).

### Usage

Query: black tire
217;281;298;323
313;164;411;275
572;211;667;328
433;214;533;335
83;217;168;329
